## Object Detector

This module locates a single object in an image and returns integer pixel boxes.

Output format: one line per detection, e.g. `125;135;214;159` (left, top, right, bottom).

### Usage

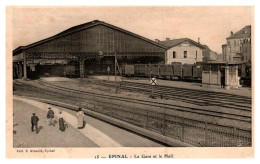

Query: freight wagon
182;64;193;79
124;65;134;77
147;64;160;77
172;62;182;78
159;65;174;78
238;61;251;87
134;64;147;77
192;62;203;80
122;62;204;81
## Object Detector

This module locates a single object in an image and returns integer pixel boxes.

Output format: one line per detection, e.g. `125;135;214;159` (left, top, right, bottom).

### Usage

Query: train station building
156;38;206;65
13;20;167;79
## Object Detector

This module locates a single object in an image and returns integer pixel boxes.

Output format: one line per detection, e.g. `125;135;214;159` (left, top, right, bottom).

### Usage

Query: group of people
31;107;85;134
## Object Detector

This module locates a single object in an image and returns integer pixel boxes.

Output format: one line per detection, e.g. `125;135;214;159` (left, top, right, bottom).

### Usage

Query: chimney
198;37;200;44
231;31;233;36
155;39;160;43
166;38;170;41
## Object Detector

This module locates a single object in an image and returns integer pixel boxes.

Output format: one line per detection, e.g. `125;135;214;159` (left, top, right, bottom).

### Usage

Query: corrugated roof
158;38;205;49
13;20;167;55
227;25;251;39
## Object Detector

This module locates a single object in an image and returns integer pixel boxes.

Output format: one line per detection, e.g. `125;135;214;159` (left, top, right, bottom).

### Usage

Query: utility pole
113;31;117;82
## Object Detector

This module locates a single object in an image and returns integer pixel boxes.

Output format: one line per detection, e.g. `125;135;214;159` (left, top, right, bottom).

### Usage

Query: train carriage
159;65;174;79
182;64;193;79
239;61;251;87
123;64;135;77
192;62;203;80
134;64;147;77
172;62;182;78
147;64;159;77
64;65;76;77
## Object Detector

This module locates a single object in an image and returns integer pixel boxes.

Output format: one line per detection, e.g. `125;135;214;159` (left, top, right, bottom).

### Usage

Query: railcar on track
122;62;204;81
122;61;251;85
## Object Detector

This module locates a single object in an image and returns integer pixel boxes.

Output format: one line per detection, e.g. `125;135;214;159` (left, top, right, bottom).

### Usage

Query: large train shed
13;20;167;79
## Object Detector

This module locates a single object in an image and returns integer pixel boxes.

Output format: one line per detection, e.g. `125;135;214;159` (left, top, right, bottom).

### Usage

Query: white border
1;0;259;163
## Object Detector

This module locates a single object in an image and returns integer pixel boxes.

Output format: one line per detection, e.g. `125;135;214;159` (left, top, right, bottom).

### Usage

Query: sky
11;6;252;53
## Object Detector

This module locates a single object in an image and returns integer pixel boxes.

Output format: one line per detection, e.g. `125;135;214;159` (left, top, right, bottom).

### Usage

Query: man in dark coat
31;113;39;134
47;107;55;126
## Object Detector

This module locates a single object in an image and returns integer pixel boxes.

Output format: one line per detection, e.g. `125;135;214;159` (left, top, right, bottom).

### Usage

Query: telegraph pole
113;31;117;82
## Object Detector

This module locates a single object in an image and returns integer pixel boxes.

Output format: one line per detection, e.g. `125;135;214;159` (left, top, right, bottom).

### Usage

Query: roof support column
23;52;27;80
79;59;86;79
164;51;167;64
209;65;211;84
18;62;23;78
217;66;221;86
225;66;230;90
234;65;239;89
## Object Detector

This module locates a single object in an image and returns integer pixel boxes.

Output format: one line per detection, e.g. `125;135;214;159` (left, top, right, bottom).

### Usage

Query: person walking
58;110;66;132
77;107;84;129
31;113;39;134
47;107;55;127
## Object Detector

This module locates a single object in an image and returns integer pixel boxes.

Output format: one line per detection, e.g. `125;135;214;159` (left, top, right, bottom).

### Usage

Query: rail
13;80;252;147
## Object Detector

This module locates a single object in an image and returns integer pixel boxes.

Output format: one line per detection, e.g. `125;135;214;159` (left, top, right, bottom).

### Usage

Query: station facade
157;38;205;65
13;20;167;79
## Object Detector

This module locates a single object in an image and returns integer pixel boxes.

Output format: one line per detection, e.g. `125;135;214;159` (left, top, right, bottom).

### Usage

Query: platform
13;96;164;147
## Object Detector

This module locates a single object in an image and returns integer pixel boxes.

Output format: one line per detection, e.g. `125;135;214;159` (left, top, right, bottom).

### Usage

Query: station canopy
13;20;167;63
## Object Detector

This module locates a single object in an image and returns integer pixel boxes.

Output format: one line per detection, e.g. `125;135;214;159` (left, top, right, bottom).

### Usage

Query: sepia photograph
6;5;254;158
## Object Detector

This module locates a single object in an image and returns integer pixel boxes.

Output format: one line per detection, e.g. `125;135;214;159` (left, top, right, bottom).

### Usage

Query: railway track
13;79;252;147
14;79;251;124
85;78;251;111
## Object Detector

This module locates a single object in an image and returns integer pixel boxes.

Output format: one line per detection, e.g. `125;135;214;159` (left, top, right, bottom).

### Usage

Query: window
184;51;187;58
172;51;176;58
195;51;197;60
227;40;230;46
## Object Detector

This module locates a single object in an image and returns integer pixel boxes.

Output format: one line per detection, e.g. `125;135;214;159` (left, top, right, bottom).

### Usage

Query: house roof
13;20;167;55
202;44;218;54
158;38;205;49
227;25;251;40
202;44;210;51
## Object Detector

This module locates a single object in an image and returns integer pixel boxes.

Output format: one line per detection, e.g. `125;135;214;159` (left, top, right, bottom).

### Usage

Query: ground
13;98;164;147
13;100;97;147
12;76;251;147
